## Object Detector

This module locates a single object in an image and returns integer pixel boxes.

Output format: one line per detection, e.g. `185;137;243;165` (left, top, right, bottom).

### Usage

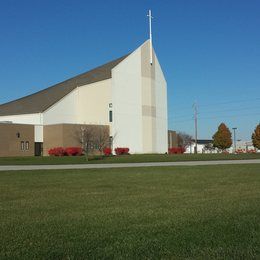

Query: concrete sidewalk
0;159;260;171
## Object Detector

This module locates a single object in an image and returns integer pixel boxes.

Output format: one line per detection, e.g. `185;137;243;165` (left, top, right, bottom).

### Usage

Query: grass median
0;164;259;258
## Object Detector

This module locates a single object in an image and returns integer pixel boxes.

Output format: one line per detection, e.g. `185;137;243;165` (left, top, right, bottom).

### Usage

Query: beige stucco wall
43;79;111;127
140;41;168;153
43;89;78;125
77;79;111;125
0;124;34;157
141;42;156;152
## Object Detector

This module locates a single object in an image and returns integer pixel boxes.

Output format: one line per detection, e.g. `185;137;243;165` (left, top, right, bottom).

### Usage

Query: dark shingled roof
192;139;213;145
0;54;129;116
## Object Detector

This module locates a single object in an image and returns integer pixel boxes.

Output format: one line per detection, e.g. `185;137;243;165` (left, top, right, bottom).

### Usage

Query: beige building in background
0;41;168;156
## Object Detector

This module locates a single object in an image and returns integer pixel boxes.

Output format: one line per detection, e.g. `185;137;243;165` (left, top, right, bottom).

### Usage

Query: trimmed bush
103;147;112;156
48;147;66;156
236;148;256;154
247;149;256;153
168;147;185;154
65;147;83;156
114;147;130;155
48;147;83;156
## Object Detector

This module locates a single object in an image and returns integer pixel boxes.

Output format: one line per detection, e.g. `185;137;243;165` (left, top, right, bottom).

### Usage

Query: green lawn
0;164;259;259
0;152;260;165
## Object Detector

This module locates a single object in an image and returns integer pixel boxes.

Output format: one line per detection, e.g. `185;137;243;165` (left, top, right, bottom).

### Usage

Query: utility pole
232;127;237;153
193;103;198;154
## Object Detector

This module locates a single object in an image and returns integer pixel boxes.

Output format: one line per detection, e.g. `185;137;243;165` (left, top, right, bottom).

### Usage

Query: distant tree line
212;122;260;151
177;123;260;153
252;124;260;149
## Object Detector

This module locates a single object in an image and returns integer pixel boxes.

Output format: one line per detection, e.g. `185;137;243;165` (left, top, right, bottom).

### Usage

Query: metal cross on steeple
147;9;153;65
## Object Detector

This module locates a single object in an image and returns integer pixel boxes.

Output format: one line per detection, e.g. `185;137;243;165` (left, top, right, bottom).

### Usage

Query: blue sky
0;0;259;140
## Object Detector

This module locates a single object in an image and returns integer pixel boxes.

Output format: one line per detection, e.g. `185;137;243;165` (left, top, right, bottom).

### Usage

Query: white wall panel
112;48;143;153
34;125;43;142
154;53;168;153
0;113;42;125
43;89;78;125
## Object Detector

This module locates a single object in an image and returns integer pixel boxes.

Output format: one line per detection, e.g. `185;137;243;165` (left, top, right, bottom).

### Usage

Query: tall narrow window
25;141;29;150
20;141;25;151
109;111;113;122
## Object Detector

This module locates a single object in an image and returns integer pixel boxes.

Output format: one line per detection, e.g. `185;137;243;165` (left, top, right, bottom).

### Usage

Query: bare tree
78;125;96;161
75;125;111;159
94;126;110;155
177;132;192;149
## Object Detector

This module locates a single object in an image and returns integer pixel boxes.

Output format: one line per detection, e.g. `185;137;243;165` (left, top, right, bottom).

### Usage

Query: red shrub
168;147;185;154
103;147;112;156
236;148;256;154
65;147;83;156
48;147;66;156
114;147;130;155
48;147;82;156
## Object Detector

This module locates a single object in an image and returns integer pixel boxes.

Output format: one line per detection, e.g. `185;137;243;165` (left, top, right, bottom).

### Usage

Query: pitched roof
0;54;128;116
191;139;213;145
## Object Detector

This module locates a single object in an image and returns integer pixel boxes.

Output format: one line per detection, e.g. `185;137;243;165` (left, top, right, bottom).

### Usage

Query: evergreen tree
212;123;232;151
252;124;260;149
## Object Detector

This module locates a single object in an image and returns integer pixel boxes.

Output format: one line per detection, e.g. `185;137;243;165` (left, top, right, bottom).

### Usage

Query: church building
0;40;168;156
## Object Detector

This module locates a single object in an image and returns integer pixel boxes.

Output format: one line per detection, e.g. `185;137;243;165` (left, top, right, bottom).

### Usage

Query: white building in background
0;41;168;155
185;139;259;154
235;141;256;152
185;140;216;154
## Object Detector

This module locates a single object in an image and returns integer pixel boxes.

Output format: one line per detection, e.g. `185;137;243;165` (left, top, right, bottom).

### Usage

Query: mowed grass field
0;152;260;165
1;164;260;259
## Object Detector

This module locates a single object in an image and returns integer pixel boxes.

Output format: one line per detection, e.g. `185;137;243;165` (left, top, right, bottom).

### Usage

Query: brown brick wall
168;130;178;148
43;124;64;155
43;124;110;156
0;124;34;157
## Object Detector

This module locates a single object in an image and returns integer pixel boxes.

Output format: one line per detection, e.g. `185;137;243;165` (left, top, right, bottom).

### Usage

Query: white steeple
147;9;153;65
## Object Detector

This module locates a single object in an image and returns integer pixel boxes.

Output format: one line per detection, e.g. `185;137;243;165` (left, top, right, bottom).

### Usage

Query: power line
169;105;260;119
172;111;260;124
198;111;260;121
198;105;260;115
168;96;260;112
199;97;260;108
